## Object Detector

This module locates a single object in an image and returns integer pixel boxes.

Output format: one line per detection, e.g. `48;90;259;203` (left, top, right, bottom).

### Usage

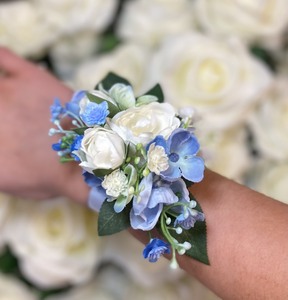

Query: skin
1;47;288;299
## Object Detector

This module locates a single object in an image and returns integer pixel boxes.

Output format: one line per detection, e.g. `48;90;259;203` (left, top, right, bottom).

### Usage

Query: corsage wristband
49;73;209;268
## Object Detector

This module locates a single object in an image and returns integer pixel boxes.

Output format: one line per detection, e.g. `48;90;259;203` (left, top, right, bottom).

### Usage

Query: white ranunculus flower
148;33;272;131
249;160;288;205
193;0;288;43
0;274;37;300
5;197;101;289
33;0;118;35
73;43;150;94
198;126;251;183
117;0;195;48
249;78;288;161
77;127;126;174
109;102;180;146
0;1;57;57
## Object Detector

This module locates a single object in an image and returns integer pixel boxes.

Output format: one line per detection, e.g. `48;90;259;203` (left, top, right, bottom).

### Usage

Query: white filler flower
147;143;169;175
102;169;129;198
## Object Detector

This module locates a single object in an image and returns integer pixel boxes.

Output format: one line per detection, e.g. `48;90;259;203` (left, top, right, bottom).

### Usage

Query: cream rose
0;274;36;300
0;1;57;57
109;102;180;146
148;33;272;131
77;127;126;174
73;43;150;94
249;78;288;161
193;0;288;42
249;161;288;205
117;0;195;48
34;0;117;35
5;197;101;289
198;126;251;183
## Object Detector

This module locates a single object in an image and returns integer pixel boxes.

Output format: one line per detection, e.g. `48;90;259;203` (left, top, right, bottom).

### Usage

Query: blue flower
143;238;170;262
70;135;83;161
65;90;86;117
50;98;65;122
174;210;205;230
83;172;107;212
80;101;109;126
52;140;62;151
130;173;180;231
161;128;204;183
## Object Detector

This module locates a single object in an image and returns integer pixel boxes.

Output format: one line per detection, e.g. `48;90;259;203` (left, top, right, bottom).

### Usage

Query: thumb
0;47;31;76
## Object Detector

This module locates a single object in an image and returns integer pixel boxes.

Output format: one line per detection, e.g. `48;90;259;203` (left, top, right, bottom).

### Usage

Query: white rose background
1;0;288;299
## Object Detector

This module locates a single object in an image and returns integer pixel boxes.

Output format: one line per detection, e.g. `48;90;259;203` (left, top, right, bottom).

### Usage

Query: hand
0;47;88;202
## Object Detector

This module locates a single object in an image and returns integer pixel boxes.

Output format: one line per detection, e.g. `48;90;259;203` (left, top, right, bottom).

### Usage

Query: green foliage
95;72;131;91
170;194;209;265
72;127;88;135
98;200;131;236
142;83;164;103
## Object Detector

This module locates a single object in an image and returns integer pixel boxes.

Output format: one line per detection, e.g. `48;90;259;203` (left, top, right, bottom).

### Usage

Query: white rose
0;274;36;300
198;126;251;183
0;1;57;57
193;0;288;43
73;43;150;94
148;33;272;131
249;78;288;161
49;31;100;80
117;0;195;48
249;160;288;205
109;102;180;146
34;0;117;35
5;197;101;289
77;127;126;174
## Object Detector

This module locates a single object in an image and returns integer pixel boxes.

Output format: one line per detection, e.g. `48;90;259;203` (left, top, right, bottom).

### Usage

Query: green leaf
142;83;164;103
170;194;210;265
98;200;131;236
72;127;88;135
95;72;131;91
87;92;120;117
93;168;113;177
250;45;277;72
0;247;19;273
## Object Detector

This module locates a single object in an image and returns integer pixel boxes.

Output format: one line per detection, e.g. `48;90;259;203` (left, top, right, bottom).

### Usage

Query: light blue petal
169;129;199;155
167;129;190;153
132;173;153;215
179;156;205;182
80;101;109;126
160;163;181;181
87;186;107;212
130;204;162;231
170;179;190;202
148;186;178;208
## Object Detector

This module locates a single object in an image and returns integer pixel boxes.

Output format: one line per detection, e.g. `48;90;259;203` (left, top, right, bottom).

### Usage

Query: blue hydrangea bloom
174;210;205;230
161;128;204;183
143;238;170;262
80;101;109;126
130;173;182;231
83;172;107;212
70;135;83;161
50;98;65;122
65;90;86;117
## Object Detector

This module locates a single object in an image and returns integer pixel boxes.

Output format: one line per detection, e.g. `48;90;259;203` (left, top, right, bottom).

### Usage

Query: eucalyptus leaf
96;72;131;91
136;95;158;106
98;200;131;236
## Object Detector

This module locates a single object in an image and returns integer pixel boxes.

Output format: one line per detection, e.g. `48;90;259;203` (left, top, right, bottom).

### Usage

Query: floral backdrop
1;0;288;299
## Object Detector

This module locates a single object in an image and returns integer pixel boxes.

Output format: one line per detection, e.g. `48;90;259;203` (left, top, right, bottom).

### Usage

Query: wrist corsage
49;73;209;268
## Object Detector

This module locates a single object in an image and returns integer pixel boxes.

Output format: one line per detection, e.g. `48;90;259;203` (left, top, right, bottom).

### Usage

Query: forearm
181;169;288;299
